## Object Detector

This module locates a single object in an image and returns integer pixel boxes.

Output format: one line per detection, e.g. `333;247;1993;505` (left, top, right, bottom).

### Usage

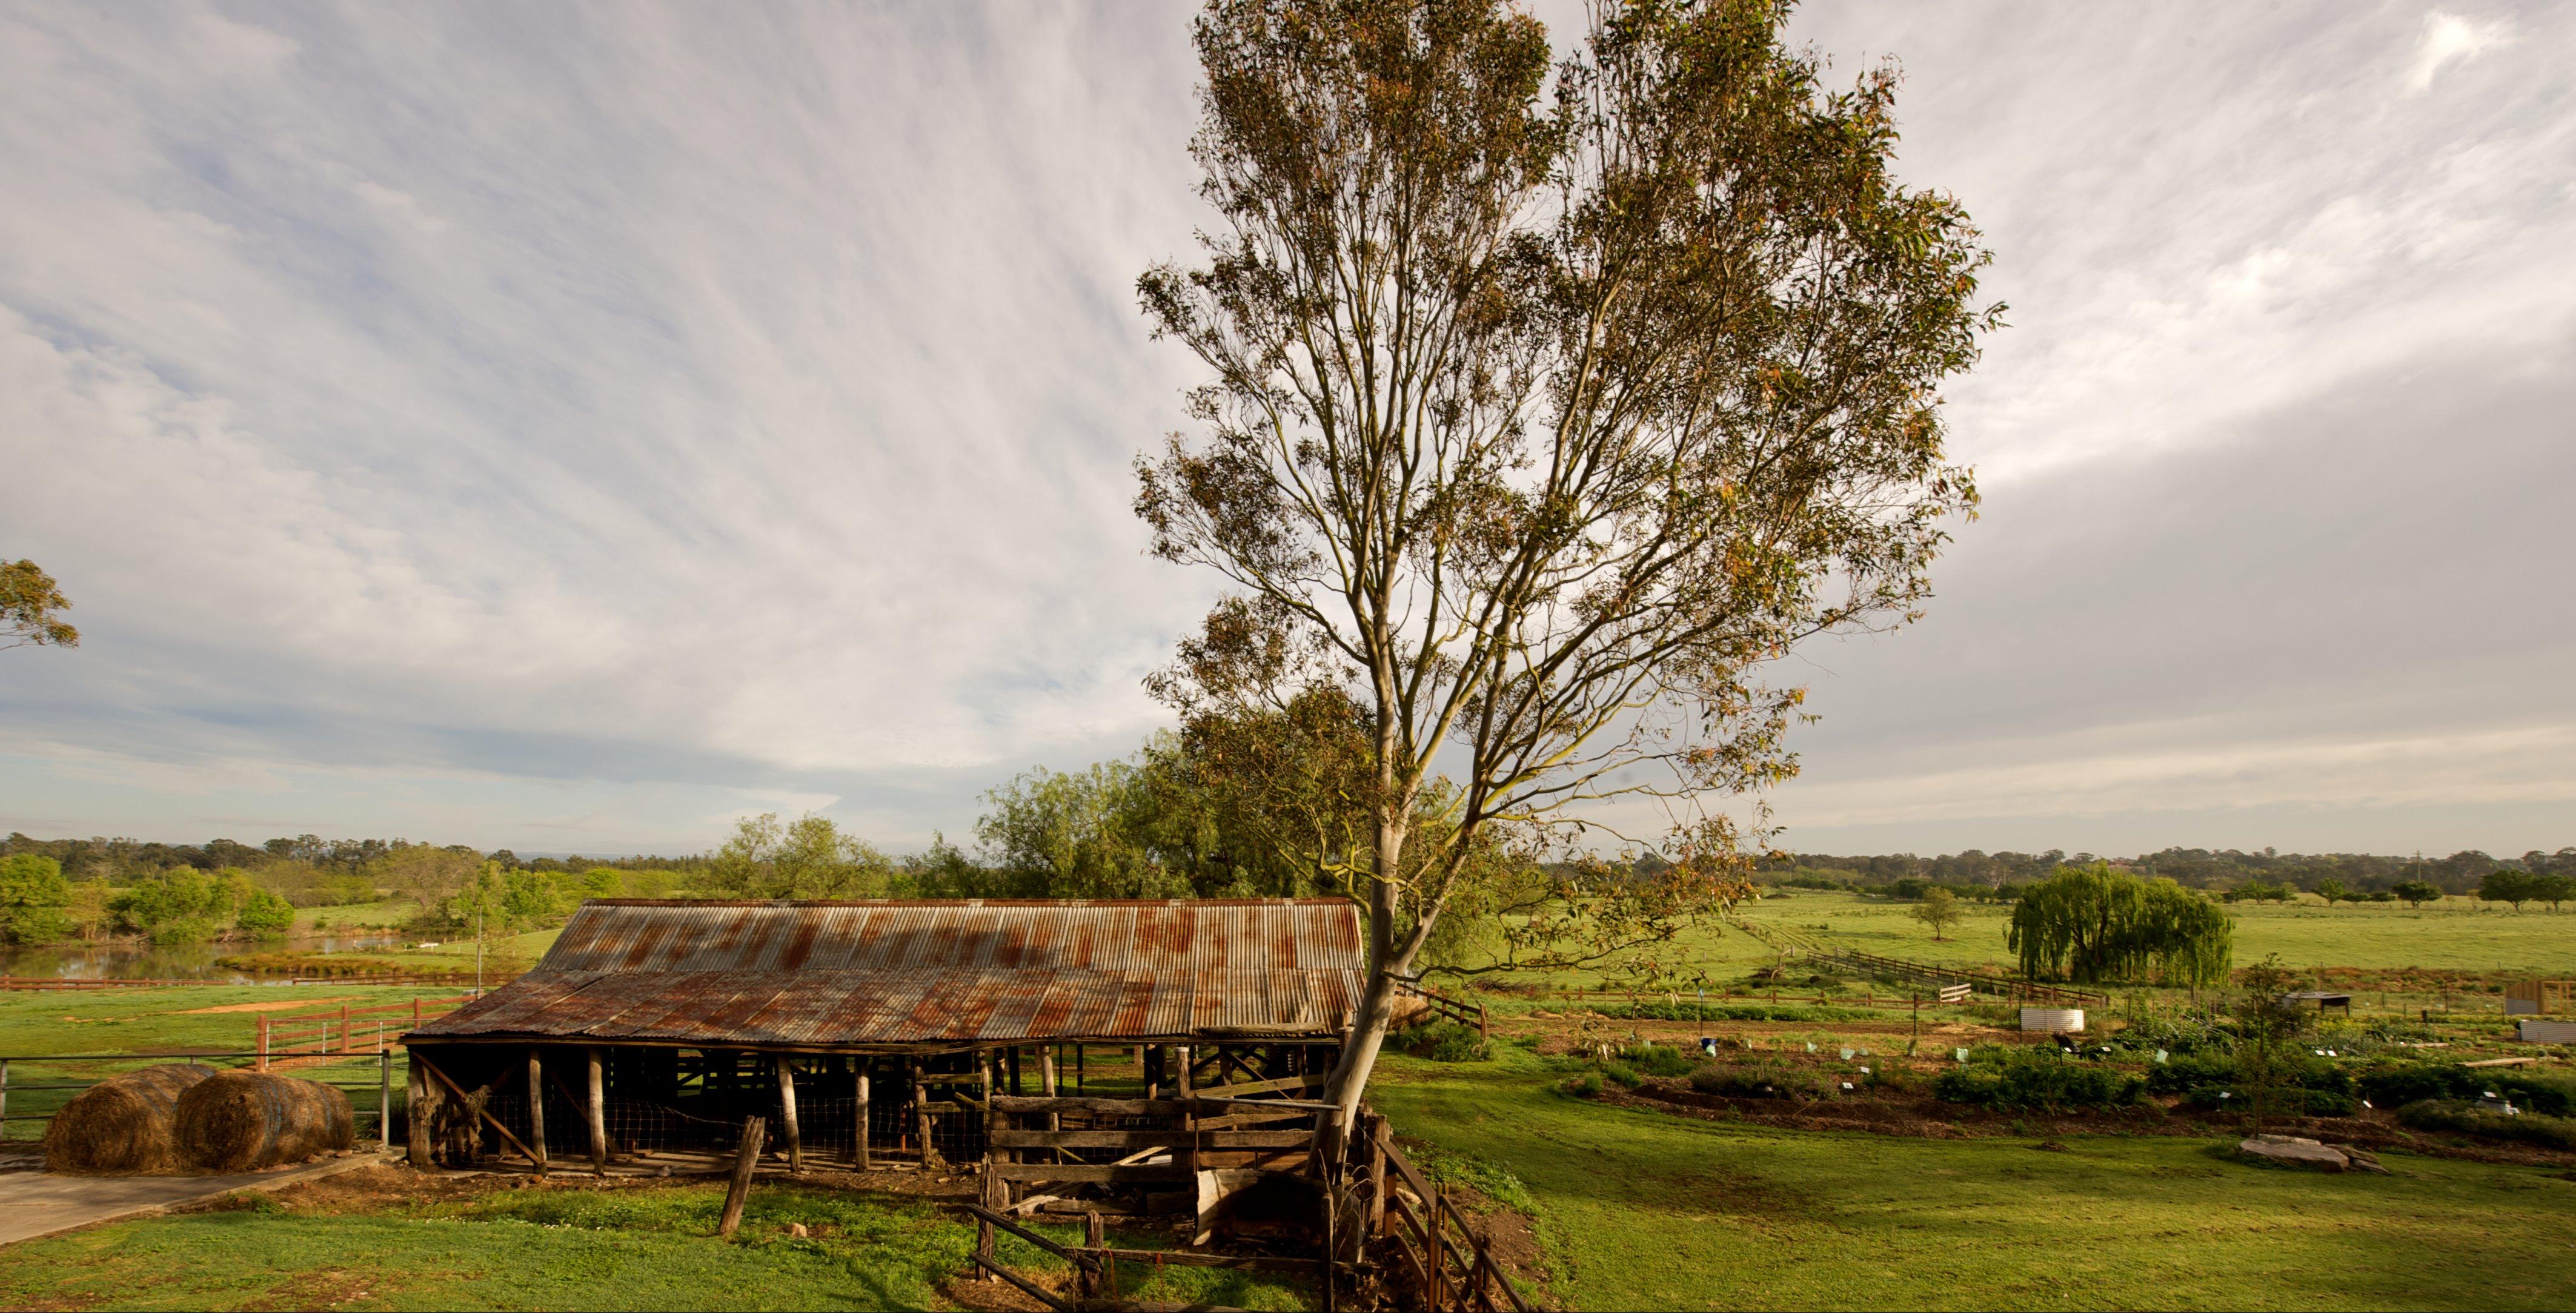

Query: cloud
2;1;2572;856
2406;11;2513;95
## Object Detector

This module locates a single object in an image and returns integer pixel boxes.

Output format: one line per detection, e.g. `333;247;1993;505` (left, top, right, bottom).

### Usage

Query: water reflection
0;931;403;983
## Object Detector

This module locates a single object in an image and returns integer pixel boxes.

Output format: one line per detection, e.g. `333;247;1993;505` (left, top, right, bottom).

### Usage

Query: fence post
257;1016;270;1071
340;1004;352;1053
1;1059;8;1130
379;1048;393;1151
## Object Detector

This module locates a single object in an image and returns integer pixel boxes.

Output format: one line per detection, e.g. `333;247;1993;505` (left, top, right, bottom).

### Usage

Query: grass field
1466;890;2576;1000
1369;1046;2576;1312
0;1174;1307;1311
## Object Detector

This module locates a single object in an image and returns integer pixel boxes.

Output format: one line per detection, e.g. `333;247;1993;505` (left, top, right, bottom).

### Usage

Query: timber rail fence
968;1070;1536;1312
256;994;473;1070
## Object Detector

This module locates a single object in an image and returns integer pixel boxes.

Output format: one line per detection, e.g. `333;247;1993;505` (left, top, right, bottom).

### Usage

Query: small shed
401;898;1365;1172
2506;980;2574;1015
2282;990;2353;1014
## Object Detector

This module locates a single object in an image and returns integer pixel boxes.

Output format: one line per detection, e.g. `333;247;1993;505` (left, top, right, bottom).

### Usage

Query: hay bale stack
174;1070;354;1172
42;1062;219;1174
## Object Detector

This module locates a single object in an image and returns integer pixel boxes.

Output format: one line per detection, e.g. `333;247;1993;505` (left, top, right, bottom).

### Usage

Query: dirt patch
179;996;360;1015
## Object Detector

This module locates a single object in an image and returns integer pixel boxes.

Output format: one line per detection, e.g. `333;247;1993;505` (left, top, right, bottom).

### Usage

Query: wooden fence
1359;1111;1533;1312
1400;981;1490;1037
258;994;473;1069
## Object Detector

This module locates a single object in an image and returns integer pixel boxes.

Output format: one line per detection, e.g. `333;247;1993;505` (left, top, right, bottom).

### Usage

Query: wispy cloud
3;1;2571;855
2406;10;2514;95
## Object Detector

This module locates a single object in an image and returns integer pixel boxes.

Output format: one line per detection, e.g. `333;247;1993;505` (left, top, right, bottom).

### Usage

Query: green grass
0;1179;1309;1312
1473;891;2576;999
1369;1046;2576;1311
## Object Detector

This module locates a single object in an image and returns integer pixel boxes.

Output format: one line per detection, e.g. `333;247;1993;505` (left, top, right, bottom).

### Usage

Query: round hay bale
42;1062;219;1175
174;1070;354;1172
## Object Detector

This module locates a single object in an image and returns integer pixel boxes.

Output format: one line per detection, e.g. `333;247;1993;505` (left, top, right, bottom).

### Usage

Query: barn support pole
853;1064;871;1169
407;1048;433;1166
977;1050;1000;1205
1035;1046;1061;1164
911;1059;933;1167
774;1054;803;1174
526;1049;549;1174
1006;1045;1022;1096
586;1047;608;1176
1175;1045;1196;1175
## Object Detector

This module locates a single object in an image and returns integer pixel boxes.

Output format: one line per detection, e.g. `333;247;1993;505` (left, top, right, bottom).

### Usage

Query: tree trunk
1324;812;1412;1135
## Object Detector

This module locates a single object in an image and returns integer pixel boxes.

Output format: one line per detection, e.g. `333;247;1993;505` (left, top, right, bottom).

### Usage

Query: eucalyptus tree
1;559;78;652
1138;0;1998;1119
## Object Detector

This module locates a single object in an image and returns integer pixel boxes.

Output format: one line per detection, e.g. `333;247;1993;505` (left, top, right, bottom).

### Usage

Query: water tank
2020;1007;2085;1033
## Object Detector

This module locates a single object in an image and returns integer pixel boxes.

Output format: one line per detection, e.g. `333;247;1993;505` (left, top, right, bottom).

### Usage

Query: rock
2329;1145;2391;1174
2238;1136;2348;1171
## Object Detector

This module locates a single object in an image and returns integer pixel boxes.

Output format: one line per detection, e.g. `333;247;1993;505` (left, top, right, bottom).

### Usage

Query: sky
2;1;2569;861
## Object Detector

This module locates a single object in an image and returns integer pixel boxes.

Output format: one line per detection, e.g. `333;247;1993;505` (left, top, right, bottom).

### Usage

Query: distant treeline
1762;846;2576;899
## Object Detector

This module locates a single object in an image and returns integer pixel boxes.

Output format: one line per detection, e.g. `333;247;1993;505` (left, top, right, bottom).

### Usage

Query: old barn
400;897;1366;1172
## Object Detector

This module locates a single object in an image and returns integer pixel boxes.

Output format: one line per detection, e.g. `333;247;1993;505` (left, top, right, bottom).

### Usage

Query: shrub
2179;1085;2356;1117
1558;1073;1602;1097
1390;1022;1491;1063
1620;1043;1698;1078
1601;1060;1644;1088
1934;1051;2146;1113
2396;1099;2576;1152
2357;1063;2574;1117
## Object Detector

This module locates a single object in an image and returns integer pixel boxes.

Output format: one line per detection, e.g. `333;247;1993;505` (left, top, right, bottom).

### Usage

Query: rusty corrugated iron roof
411;898;1364;1047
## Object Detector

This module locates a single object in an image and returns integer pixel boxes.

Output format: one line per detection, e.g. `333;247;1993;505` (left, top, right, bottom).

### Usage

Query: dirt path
0;1151;398;1247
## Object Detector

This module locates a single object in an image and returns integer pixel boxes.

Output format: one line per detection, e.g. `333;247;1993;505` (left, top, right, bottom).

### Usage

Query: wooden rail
257;994;472;1069
1399;980;1490;1037
1362;1113;1535;1313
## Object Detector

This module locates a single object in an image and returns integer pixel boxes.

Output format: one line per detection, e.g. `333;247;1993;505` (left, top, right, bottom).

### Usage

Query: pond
0;931;405;984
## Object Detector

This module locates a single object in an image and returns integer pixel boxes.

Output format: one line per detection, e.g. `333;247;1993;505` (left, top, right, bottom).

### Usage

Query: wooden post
377;1048;394;1152
526;1049;548;1174
1006;1045;1022;1096
257;1015;270;1071
912;1059;934;1166
586;1046;608;1175
717;1116;766;1238
406;1049;433;1166
1075;1042;1085;1093
1085;1209;1109;1301
1367;1114;1389;1235
1175;1045;1197;1174
1;1059;10;1136
978;1053;1001;1282
774;1054;803;1174
853;1065;871;1169
340;1004;353;1053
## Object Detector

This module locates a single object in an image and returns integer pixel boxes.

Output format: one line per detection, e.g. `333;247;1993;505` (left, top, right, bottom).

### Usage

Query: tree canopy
2007;862;2232;988
1;558;78;652
1139;0;1996;1116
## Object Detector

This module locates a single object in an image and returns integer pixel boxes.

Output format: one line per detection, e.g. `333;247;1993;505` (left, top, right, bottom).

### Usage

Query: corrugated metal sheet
413;898;1364;1047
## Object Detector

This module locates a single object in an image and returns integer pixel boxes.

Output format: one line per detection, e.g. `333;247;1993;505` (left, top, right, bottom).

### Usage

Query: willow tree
2007;863;2233;990
1138;0;1996;1123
